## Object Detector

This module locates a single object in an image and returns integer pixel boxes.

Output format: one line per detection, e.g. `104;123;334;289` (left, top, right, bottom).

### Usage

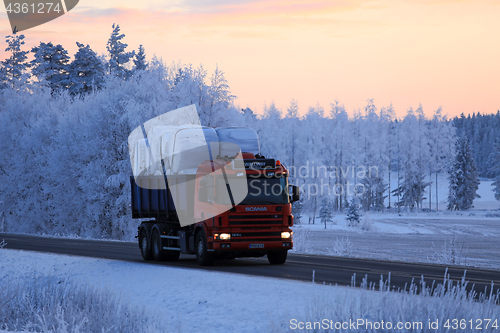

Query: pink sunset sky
1;0;499;118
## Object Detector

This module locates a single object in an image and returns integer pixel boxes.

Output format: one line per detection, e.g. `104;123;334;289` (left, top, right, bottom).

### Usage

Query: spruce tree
31;42;70;91
107;24;133;79
346;198;360;226
0;30;30;88
319;199;333;229
448;137;480;210
133;45;147;72
66;42;105;95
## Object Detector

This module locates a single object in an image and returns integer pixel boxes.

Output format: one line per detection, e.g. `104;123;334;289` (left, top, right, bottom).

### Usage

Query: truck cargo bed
130;175;196;219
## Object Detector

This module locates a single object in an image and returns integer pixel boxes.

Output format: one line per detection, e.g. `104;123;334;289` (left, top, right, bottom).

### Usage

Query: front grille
229;215;283;220
230;220;282;226
229;214;283;226
230;231;281;242
232;232;280;237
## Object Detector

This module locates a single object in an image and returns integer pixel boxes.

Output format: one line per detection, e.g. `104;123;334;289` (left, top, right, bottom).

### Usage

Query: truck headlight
281;231;292;239
214;233;231;241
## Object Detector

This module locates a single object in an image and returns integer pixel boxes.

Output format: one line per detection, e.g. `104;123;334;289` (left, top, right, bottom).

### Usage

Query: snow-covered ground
294;180;500;269
1;249;499;333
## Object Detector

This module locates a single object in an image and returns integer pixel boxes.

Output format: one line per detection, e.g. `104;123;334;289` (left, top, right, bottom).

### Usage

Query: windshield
206;175;289;205
240;176;289;205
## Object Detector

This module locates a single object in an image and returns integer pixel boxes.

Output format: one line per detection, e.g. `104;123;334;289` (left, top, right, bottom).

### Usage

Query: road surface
1;233;499;298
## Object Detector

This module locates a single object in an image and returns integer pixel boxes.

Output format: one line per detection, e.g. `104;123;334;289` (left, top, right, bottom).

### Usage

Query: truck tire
152;228;181;262
139;228;153;261
267;250;287;265
151;228;166;261
195;230;215;266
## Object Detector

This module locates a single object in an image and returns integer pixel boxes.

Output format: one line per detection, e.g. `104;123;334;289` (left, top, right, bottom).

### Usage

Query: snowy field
384;175;499;211
294;180;500;269
1;249;499;333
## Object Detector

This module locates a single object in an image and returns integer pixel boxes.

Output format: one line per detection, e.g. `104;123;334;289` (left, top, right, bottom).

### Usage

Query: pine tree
133;45;147;72
319;199;333;229
0;30;30;88
31;42;70;91
66;42;105;95
106;24;133;79
448;137;480;210
346;198;360;226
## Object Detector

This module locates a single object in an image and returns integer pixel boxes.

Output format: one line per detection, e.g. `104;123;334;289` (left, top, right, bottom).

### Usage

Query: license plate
249;244;264;249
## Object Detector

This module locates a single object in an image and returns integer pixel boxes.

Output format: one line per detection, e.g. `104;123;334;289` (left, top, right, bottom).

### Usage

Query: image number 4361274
3;0;79;32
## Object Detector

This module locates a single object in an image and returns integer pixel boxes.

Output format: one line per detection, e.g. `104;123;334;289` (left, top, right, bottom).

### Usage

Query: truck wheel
267;250;287;265
195;231;215;266
152;229;166;261
139;229;153;261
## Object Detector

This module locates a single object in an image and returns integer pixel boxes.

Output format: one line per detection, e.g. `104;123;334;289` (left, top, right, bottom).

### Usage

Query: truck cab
192;153;299;265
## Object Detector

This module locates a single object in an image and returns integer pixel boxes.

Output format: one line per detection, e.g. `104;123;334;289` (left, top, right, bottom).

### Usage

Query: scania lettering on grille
245;207;268;212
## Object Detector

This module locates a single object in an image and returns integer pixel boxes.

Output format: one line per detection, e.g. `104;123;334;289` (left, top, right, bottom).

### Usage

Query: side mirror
290;185;300;203
198;186;208;203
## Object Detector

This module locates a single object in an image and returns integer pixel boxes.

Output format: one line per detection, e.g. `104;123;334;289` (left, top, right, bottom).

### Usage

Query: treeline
452;112;500;178
0;25;148;95
245;101;458;221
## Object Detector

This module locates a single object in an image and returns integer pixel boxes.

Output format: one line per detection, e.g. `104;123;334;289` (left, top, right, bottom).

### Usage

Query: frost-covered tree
258;102;283;158
319;199;333;229
360;175;387;211
31;42;70;91
106;24;133;79
392;108;429;210
283;99;300;180
66;42;105;95
428;109;455;210
292;196;303;223
330;101;350;211
346;198;360;226
301;104;326;223
0;31;30;88
133;45;147;72
448;137;480;210
205;66;235;126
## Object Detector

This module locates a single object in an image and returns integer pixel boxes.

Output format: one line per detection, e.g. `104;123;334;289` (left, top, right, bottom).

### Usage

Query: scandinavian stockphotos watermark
3;0;79;32
287;162;379;199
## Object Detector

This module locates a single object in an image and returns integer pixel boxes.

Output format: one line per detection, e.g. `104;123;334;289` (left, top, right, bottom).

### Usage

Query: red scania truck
130;126;300;265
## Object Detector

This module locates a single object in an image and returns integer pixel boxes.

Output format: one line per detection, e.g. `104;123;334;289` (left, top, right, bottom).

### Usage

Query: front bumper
212;240;293;251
